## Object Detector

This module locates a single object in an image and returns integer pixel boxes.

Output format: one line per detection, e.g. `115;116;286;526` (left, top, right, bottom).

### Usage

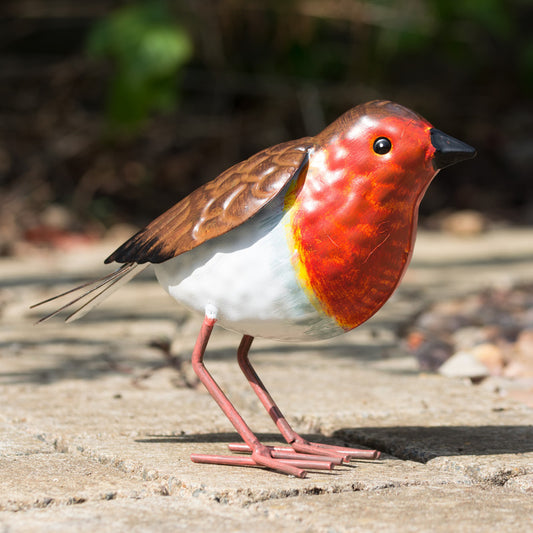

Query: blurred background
0;0;532;255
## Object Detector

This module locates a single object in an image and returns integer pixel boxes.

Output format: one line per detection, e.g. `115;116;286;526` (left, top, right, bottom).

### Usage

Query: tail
31;262;147;323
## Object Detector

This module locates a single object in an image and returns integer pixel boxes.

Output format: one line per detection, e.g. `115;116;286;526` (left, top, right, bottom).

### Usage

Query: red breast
286;101;442;330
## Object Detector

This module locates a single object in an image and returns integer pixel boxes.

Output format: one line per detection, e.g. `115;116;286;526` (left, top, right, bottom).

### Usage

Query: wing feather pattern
105;138;313;264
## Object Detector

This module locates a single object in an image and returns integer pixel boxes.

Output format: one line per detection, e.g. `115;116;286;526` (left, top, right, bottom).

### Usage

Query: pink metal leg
235;335;381;462
189;316;340;476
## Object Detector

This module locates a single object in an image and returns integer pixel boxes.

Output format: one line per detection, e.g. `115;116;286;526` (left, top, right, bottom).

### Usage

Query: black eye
373;137;392;155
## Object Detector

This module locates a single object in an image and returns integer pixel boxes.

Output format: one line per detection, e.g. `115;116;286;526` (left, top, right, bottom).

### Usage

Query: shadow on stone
135;432;360;447
335;425;533;462
135;425;533;463
0;340;399;385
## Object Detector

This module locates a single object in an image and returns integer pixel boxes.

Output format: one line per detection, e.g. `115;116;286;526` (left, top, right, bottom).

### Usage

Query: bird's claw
290;439;381;461
190;442;356;477
189;451;310;477
219;440;380;475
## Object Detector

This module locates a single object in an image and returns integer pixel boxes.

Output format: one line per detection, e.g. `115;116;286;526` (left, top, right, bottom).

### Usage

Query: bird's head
317;100;476;198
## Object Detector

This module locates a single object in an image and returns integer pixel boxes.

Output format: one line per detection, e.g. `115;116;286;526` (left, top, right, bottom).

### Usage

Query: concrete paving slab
1;228;533;530
1;361;476;505
0;496;296;533
250;485;533;532
0;424;161;512
3;352;530;502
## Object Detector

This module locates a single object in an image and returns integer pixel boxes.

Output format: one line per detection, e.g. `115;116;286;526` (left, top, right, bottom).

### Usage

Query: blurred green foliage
86;0;192;134
84;0;531;134
2;0;531;231
196;0;531;101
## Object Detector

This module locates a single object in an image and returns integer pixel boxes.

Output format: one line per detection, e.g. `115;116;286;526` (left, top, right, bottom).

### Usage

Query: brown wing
105;138;314;265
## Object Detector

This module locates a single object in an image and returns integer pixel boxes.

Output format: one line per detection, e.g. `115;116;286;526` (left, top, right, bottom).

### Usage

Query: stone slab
1;228;533;530
250;485;533;532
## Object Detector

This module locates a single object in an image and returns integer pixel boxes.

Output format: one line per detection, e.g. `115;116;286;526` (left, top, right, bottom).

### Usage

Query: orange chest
286;151;422;331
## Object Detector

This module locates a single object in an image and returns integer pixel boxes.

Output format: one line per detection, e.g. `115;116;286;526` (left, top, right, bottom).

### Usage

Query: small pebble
438;351;491;379
471;343;506;376
440;210;487;236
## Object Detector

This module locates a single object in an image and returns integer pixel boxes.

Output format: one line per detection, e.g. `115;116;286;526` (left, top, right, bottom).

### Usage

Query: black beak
430;128;476;170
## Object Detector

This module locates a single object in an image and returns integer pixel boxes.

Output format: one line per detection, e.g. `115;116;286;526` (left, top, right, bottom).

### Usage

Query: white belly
153;206;342;341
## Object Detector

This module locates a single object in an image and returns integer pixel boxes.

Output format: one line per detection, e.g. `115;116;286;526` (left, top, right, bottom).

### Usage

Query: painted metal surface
33;100;476;477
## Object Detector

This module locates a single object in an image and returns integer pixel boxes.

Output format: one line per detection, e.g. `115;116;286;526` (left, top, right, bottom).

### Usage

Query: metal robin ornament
34;100;476;477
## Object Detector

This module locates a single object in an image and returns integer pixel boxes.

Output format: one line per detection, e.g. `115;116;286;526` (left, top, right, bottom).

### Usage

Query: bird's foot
291;439;381;461
228;439;380;464
191;443;343;477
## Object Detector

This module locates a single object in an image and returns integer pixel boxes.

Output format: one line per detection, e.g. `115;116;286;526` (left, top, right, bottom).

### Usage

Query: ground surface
1;228;532;532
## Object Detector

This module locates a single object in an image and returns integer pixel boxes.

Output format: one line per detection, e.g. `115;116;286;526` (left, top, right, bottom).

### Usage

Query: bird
33;100;476;477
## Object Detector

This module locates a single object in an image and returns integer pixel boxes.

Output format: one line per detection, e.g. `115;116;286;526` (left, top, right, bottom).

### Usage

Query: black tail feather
31;263;146;323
